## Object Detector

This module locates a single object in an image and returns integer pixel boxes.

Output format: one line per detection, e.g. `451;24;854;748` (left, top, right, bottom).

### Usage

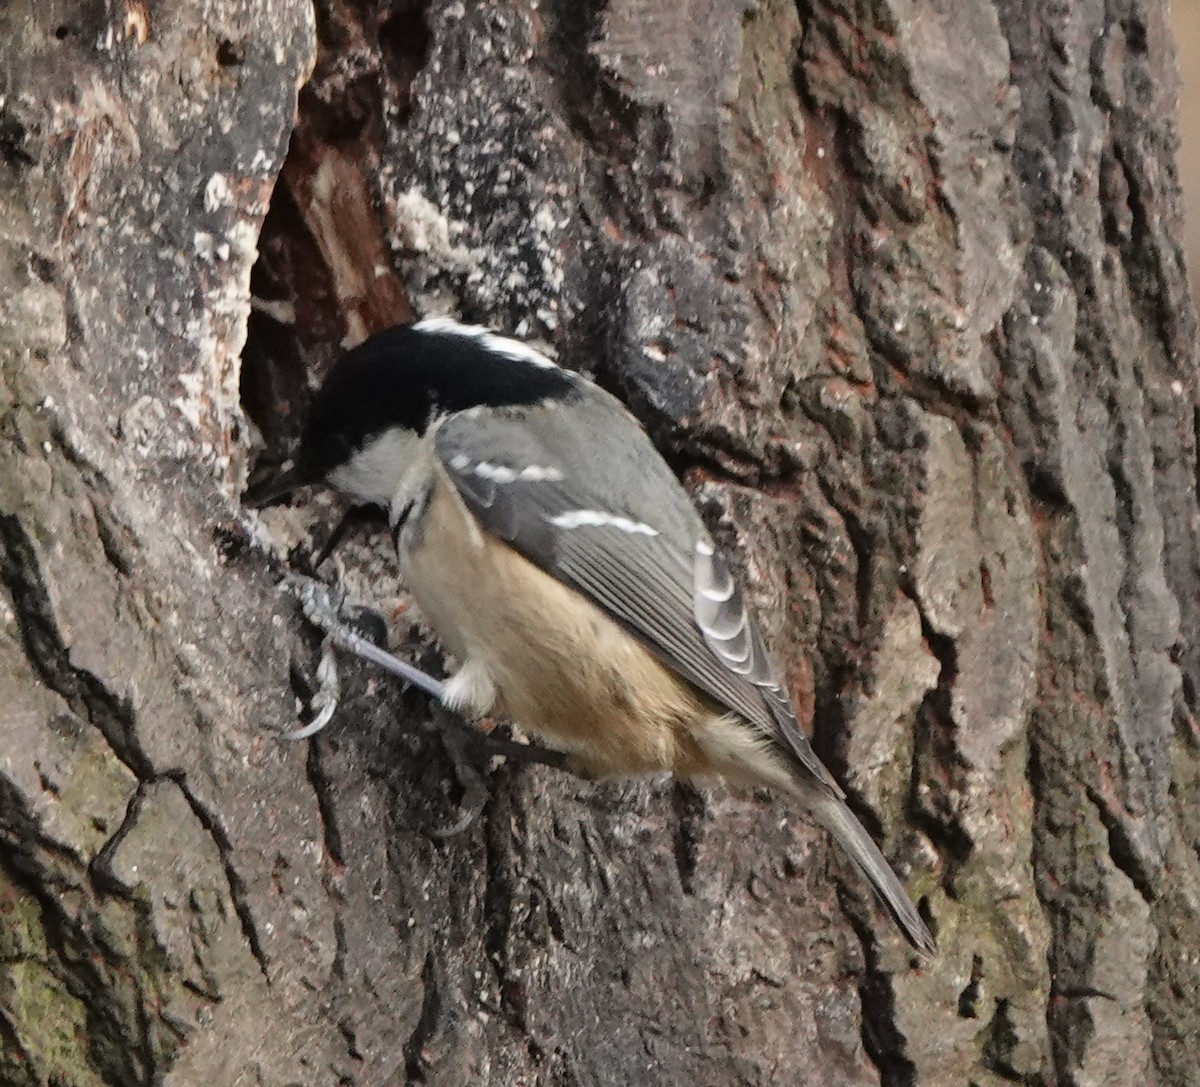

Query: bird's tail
806;790;936;957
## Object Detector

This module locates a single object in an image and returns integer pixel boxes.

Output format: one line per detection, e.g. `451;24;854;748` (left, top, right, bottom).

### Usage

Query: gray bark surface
1;1;1197;1085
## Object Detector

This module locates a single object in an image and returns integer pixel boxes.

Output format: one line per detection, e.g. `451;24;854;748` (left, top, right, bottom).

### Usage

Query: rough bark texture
1;1;1197;1085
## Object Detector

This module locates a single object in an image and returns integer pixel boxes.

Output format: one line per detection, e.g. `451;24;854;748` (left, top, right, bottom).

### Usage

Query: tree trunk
1;1;1197;1085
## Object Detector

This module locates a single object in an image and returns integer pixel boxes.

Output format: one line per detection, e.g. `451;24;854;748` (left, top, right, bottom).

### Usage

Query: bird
262;316;936;956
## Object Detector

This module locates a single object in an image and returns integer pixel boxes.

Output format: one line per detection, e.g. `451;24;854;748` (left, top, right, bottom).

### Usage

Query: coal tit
265;317;935;955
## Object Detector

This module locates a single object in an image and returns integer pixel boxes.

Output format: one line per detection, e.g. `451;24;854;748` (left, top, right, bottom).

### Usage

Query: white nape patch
550;510;659;536
327;427;421;509
696;539;715;557
441;658;497;717
415;316;559;369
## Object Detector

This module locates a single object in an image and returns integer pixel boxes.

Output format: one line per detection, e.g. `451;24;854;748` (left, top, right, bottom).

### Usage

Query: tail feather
809;791;936;957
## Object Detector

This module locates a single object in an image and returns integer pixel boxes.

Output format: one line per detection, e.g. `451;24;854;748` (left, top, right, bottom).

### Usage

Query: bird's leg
425;717;573;836
425;704;492;837
284;574;447;702
452;723;573;771
309;505;388;572
282;573;572;778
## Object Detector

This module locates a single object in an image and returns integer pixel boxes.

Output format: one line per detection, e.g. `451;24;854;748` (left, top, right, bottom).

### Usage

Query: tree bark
1;1;1197;1085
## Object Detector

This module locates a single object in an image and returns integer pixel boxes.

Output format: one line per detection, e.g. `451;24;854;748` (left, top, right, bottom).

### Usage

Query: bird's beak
243;464;307;508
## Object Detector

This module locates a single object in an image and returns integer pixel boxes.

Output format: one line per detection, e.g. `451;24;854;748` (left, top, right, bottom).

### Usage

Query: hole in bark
54;24;71;40
216;37;246;66
1123;16;1148;53
1181;670;1197;714
240;1;429;493
957;952;984;1018
29;254;55;283
0;118;34;167
379;1;432;123
979;559;994;608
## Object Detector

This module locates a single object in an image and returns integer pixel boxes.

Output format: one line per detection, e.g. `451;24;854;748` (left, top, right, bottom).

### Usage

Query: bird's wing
433;392;841;795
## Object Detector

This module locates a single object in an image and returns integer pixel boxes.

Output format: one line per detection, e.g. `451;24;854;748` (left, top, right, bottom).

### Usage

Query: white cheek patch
549;510;659;536
328;428;422;508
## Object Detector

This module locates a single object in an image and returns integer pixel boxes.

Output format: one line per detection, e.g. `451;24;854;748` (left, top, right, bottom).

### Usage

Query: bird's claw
283;573;450;740
279;575;570;834
284;639;341;741
284;573;347;637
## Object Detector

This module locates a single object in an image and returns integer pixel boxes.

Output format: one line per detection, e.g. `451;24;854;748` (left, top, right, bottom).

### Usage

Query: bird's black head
294;318;579;486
